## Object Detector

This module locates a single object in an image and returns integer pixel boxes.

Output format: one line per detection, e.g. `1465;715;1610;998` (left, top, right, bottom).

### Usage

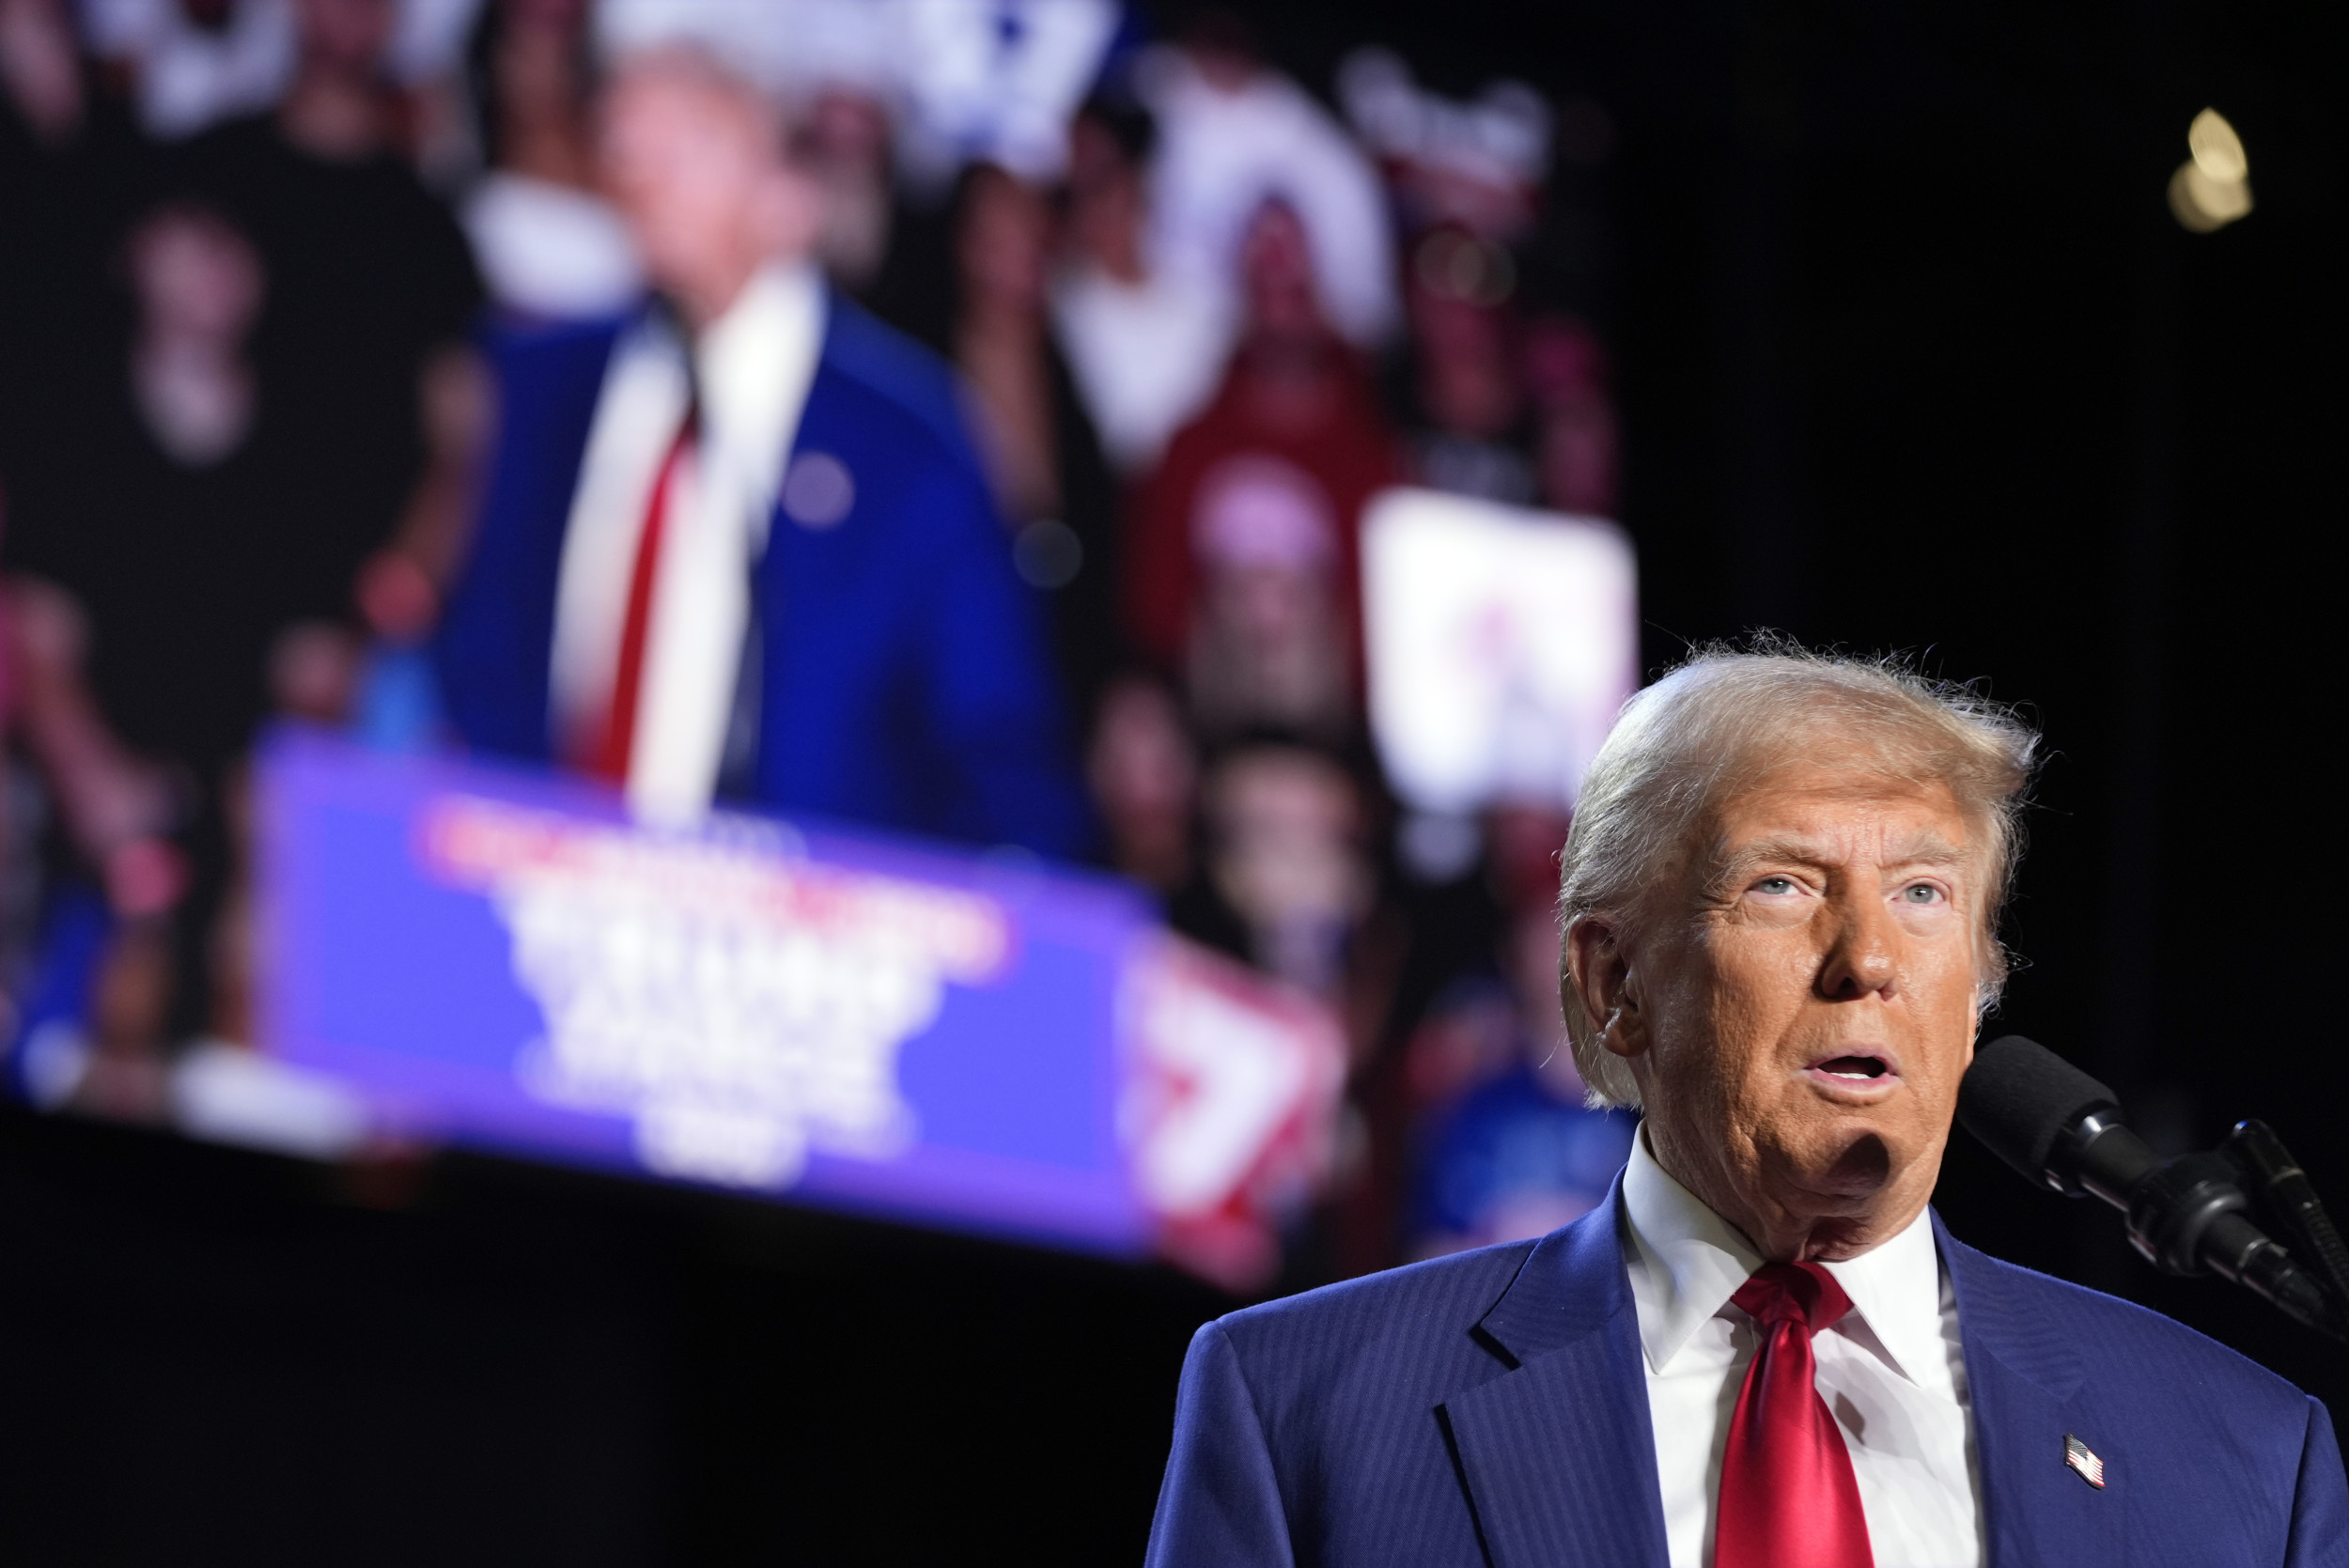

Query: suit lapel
1441;1188;1670;1568
1940;1217;2126;1568
741;306;846;800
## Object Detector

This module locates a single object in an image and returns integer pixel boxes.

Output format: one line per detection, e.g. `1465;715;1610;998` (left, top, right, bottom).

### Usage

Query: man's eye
1901;883;1945;904
1752;877;1798;895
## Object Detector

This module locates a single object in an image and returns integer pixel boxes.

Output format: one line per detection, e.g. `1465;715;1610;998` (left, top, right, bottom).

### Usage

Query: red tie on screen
591;414;697;784
1714;1261;1875;1568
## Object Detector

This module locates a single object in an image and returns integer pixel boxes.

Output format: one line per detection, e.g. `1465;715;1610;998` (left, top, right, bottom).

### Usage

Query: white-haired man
1146;647;2347;1567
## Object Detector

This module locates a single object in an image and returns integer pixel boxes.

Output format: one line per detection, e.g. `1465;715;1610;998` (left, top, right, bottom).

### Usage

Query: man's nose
1816;893;1898;1001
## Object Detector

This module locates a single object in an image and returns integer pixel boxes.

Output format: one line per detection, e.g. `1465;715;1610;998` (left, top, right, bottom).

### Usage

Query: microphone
1957;1034;2344;1340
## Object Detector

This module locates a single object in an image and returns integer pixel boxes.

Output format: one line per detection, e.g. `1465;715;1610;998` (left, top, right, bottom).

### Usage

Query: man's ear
1564;914;1646;1060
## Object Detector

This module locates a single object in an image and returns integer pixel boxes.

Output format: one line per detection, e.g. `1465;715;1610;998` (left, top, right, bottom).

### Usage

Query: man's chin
1818;1127;1896;1192
1770;1121;1906;1205
1779;1119;1952;1241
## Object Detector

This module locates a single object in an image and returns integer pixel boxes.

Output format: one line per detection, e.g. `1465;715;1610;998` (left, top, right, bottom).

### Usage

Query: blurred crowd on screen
0;0;1631;1277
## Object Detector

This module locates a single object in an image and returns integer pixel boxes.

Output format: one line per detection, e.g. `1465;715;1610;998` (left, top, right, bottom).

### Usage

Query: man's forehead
1719;822;1968;865
1706;768;1973;864
605;51;774;125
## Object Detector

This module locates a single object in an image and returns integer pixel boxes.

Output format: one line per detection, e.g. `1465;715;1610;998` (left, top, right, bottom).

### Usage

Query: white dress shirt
548;261;825;827
1620;1127;1985;1568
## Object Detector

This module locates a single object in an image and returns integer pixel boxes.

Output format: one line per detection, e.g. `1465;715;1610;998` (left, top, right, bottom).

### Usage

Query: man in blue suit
1148;649;2347;1566
436;39;1086;858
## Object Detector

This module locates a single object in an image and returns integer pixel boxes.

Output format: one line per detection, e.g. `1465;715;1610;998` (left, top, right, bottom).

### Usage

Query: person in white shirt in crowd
1050;92;1231;476
459;0;644;323
80;0;476;146
78;0;299;140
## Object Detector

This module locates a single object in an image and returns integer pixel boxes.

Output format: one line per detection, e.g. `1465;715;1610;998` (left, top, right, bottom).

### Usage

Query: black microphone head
1958;1034;2123;1188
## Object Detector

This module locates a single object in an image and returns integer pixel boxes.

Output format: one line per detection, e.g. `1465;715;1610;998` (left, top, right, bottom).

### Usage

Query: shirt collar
688;258;827;514
1817;1189;1951;1397
1621;1124;1763;1372
1620;1123;1948;1390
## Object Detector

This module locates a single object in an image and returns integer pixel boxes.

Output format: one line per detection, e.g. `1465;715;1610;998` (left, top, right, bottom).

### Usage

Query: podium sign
258;734;1340;1279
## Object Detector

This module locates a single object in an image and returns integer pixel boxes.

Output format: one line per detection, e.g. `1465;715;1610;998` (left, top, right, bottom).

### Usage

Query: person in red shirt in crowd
1122;198;1400;740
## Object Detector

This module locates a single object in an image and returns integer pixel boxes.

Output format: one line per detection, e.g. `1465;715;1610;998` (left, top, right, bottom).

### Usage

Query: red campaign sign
1124;936;1347;1291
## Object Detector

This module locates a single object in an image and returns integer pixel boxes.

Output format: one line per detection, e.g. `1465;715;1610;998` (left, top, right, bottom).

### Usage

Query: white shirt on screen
1620;1126;1985;1568
1050;260;1232;473
548;260;825;827
462;173;646;322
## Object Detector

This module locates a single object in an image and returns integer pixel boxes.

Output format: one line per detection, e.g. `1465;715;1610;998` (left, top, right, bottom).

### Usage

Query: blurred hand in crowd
598;49;819;330
269;620;366;724
0;579;187;916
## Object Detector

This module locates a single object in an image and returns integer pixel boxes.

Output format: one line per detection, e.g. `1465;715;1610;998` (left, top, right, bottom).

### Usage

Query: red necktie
590;415;697;784
1714;1261;1875;1568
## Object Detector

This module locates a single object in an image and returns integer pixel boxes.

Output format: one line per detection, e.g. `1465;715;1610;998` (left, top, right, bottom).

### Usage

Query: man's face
598;61;808;320
1601;753;1984;1258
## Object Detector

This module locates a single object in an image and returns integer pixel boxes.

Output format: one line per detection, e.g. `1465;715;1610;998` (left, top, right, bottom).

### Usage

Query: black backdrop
2;2;2342;1562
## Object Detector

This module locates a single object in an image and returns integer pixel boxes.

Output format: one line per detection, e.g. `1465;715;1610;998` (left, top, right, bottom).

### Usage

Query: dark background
3;2;2343;1561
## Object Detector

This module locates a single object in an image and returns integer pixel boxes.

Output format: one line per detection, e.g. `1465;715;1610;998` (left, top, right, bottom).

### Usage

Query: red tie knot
1731;1260;1854;1333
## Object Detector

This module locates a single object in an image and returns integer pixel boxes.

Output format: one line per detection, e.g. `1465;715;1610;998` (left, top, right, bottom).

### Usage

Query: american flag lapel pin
2064;1434;2107;1490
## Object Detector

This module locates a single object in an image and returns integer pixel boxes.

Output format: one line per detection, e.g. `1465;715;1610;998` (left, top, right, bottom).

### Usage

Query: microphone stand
2220;1121;2349;1340
2105;1119;2349;1342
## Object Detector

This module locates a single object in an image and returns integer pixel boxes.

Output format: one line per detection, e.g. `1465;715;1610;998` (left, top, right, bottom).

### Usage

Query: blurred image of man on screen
435;22;1087;856
1146;645;2348;1567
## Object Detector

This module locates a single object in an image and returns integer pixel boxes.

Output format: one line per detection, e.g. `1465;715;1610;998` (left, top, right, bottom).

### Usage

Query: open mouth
1808;1052;1896;1083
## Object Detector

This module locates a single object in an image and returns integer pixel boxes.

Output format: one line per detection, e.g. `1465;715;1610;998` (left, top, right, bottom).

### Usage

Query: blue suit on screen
434;292;1090;858
1146;1185;2349;1567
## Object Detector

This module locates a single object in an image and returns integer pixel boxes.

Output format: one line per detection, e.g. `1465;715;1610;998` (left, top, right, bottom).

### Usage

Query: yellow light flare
2171;109;2252;232
2188;107;2248;183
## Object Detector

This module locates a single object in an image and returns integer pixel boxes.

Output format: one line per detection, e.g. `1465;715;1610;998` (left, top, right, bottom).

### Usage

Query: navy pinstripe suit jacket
1146;1181;2348;1567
